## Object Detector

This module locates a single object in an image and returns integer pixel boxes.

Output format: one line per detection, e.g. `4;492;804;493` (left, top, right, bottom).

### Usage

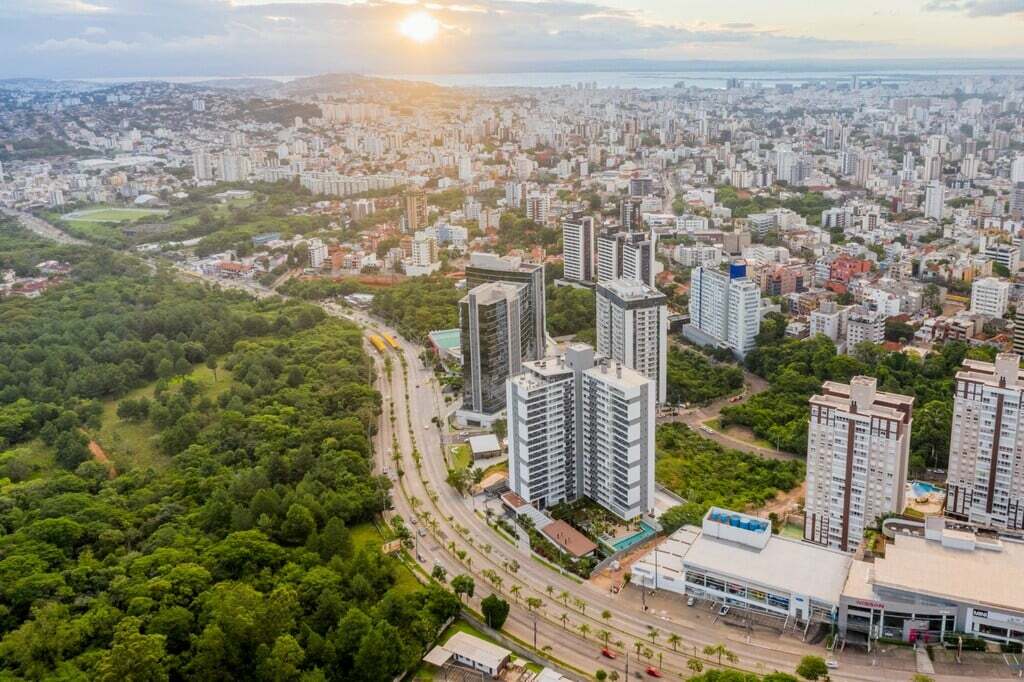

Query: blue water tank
729;261;747;279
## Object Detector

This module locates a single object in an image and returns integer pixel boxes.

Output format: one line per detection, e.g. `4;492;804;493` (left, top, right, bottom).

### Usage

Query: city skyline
1;0;1023;79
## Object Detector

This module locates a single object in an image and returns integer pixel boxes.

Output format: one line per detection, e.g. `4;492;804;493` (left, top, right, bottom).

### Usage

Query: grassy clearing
92;362;234;472
703;417;775;450
449;444;472;471
64;207;168;223
780;522;804;540
349;520;421;595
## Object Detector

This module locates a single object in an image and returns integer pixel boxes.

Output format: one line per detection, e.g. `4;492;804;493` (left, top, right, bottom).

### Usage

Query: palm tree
686;659;703;675
574;598;587;614
526;597;542;612
601;609;612;625
578;623;591;640
634;641;644;658
648;628;659;646
642;647;653;662
702;644;736;666
560;590;571;606
510;585;522;602
598;629;611;646
667;633;682;652
546;585;555;598
560;612;569;629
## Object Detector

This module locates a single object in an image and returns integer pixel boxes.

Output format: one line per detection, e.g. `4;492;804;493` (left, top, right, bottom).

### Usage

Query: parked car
718;605;730;617
826;660;839;669
686;596;696;607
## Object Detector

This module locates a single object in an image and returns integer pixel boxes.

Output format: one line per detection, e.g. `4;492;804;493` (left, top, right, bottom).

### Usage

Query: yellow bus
384;334;400;350
369;334;387;353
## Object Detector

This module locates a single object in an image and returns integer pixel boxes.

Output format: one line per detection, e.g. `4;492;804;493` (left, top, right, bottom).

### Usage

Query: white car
825;660;839;669
686;596;696;607
718;605;730;617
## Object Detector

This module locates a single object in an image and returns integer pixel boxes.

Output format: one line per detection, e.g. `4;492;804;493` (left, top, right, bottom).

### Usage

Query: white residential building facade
595;279;668;404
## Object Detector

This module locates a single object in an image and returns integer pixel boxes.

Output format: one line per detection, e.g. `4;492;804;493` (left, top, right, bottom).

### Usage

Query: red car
645;667;663;678
601;648;617;659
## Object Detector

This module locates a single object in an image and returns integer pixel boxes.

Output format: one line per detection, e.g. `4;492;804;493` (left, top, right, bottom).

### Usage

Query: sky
1;0;1023;79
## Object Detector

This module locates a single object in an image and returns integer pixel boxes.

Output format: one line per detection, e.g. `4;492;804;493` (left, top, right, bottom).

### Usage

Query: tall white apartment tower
596;230;658;287
688;261;761;358
946;354;1024;530
595;279;668;404
805;377;914;553
506;345;656;520
924;181;944;221
562;215;595;283
971;277;1010;318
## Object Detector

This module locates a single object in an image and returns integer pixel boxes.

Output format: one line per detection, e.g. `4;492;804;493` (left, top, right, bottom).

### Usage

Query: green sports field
63;207;169;223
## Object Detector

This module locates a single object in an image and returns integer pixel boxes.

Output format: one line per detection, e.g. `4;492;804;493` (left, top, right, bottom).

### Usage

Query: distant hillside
273;72;443;97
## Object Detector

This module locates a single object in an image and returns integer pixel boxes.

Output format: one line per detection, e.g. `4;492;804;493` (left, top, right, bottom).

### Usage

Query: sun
399;11;440;43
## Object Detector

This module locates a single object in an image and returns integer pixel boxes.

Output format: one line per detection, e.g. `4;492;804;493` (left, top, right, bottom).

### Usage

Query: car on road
718;605;730;617
686;596;696;607
600;648;616;659
826;659;839;669
645;666;662;678
418;528;426;537
701;426;714;434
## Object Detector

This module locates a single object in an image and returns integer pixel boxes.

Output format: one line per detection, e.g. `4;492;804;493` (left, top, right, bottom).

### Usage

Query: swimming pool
910;480;943;498
607;521;657;553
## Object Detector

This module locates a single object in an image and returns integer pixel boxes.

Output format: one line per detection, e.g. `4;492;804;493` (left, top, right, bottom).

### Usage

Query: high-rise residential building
192;150;214;181
854;156;872;187
620;196;644;231
1010;183;1024;221
595;279;668;404
1015;314;1024;356
946;354;1024;530
923;154;942;183
845;307;885;350
1011;156;1024;185
596;230;657;287
687;262;761;357
809;300;850;346
971;277;1010;318
525;191;550;224
403;189;428;233
628;175;653;197
465;253;545;362
924;181;944;221
506;345;656;520
459;282;527;425
562;215;595;283
805;377;914;552
308;238;327;269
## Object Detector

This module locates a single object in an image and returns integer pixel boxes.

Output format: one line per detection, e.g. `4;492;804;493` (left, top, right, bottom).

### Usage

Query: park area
63;207;169;223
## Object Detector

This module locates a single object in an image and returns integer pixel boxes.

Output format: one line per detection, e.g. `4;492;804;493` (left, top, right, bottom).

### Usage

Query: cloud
0;0;898;78
922;0;1024;16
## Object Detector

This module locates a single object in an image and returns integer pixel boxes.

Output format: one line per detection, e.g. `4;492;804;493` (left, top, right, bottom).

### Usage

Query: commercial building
946;354;1024;530
562;215;595;283
465;253;546;362
506;345;656;520
686;261;761;358
458;282;527;426
423;631;511;677
595;279;668;404
632;508;852;626
840;517;1024;647
805;377;914;552
970;277;1010;318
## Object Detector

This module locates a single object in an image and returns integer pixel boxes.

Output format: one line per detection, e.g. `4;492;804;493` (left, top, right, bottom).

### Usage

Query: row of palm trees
390;355;744;681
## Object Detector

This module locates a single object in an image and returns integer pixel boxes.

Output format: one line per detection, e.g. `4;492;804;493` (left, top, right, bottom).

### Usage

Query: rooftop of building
423;631;511;671
462;280;525;305
812;376;914;423
468;251;541;273
847;529;1024;614
541;520;598;557
957;353;1024;387
684;527;853;606
583;359;651;390
598;278;666;302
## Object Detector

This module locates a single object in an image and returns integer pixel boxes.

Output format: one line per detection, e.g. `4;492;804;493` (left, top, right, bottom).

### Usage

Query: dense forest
656;423;804;532
720;314;995;467
545;285;595;338
0;270;459;680
369;275;462;342
666;348;745;405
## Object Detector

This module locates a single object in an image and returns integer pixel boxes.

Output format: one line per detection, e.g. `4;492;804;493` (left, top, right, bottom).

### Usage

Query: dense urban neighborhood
3;65;1024;682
